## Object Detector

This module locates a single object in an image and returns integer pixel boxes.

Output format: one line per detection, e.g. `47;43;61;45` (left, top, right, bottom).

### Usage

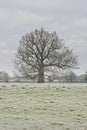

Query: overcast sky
0;0;87;76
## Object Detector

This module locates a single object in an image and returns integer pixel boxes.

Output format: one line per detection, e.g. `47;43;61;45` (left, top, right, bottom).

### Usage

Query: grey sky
0;0;87;76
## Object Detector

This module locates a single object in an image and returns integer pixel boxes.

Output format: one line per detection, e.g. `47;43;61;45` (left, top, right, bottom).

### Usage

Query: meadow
0;83;87;130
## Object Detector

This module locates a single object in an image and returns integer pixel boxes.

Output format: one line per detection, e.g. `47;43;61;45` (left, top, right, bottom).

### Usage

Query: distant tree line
0;70;87;83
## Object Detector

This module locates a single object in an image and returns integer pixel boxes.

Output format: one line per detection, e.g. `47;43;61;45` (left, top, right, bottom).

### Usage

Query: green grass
0;83;87;130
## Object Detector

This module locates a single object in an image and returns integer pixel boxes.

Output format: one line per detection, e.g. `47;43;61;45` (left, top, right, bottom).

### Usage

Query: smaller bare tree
85;71;87;82
65;71;77;83
0;71;9;82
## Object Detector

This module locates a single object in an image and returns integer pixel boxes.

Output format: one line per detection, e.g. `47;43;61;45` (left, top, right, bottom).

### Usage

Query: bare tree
15;28;78;83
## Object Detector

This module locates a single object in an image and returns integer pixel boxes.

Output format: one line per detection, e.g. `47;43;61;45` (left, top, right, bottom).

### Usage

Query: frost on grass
0;83;87;130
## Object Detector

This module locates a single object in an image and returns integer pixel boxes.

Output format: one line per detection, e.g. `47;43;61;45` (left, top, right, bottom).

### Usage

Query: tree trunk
38;65;44;83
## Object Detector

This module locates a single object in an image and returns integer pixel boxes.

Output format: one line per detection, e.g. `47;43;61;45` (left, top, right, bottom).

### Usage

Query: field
0;83;87;130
